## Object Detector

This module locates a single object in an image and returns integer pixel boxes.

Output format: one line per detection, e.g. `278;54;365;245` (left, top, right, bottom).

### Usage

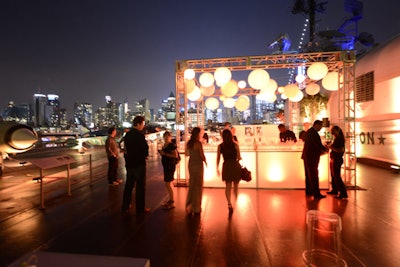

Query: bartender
278;124;297;142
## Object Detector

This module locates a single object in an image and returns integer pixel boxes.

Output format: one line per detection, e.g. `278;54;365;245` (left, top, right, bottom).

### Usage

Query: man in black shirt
121;116;150;213
278;124;297;142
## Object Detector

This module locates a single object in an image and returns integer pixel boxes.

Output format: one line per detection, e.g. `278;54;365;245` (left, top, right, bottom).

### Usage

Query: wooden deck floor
1;147;400;266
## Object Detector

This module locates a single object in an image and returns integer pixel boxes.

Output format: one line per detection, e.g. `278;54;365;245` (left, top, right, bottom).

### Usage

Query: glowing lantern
248;69;270;89
223;97;235;108
266;93;277;103
205;97;219;110
283;84;299;98
281;93;288;100
185;79;196;94
184;69;195;80
187;86;201;101
257;91;276;103
265;78;278;92
295;73;306;84
322;71;342;91
235;95;250;111
199;72;214;87
221;79;238;97
214;67;231;86
238;80;247;89
277;86;285;93
289;90;304;102
305;83;320;95
256;93;266;101
200;84;215;96
307;62;328;81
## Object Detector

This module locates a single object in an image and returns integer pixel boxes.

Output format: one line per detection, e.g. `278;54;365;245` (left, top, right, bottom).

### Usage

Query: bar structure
175;124;329;189
175;51;356;188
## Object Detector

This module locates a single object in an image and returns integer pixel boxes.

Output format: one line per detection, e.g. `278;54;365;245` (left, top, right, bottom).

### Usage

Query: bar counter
177;143;329;189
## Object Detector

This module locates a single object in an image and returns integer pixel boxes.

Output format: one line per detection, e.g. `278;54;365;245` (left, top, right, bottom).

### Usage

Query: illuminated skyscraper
73;102;93;128
33;94;48;127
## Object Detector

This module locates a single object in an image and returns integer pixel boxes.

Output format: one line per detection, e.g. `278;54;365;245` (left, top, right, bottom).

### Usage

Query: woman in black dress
327;125;348;199
217;129;242;212
158;131;178;209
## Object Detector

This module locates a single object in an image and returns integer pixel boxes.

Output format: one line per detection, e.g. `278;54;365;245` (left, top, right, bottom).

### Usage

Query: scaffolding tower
175;51;357;187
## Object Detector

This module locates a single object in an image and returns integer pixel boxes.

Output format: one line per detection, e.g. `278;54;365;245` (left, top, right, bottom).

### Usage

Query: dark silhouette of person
327;125;348;199
278;124;297;142
301;120;329;199
105;126;121;185
217;129;242;213
121;116;150;213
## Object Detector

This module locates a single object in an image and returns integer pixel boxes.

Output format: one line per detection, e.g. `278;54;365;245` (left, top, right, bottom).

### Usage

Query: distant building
73;102;93;128
33;94;49;127
161;91;176;122
47;94;68;128
138;98;150;122
187;103;204;128
1;101;32;124
94;96;121;128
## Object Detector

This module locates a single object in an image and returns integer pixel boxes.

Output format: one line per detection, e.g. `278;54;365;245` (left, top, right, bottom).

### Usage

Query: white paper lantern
256;91;276;103
214;67;231;86
265;78;278;92
281;93;288;100
305;83;320;95
277;86;285;93
248;69;270;89
221;79;238;97
322;71;341;91
307;62;328;81
235;95;250;111
223;97;235;108
205;97;219;110
184;69;195;80
187;86;201;101
185;79;196;94
283;84;299;98
289;90;304;102
266;93;277;103
295;73;306;84
219;95;226;101
199;72;215;87
238;80;247;89
200;84;215;96
256;92;266;101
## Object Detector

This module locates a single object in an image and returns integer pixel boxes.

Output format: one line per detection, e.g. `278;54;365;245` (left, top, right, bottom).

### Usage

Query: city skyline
1;0;399;116
0;89;172;122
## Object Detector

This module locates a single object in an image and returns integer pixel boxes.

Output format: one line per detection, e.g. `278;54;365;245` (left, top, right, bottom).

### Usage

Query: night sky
1;0;399;118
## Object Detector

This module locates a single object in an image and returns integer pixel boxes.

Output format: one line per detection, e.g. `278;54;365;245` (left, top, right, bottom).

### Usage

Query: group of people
185;126;241;215
105;117;348;215
301;120;348;199
105;116;150;214
278;120;348;199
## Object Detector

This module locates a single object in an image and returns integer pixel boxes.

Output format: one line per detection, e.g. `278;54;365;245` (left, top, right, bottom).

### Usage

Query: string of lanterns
183;61;341;111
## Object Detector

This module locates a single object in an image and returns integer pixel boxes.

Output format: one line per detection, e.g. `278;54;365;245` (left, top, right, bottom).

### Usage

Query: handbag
241;166;252;182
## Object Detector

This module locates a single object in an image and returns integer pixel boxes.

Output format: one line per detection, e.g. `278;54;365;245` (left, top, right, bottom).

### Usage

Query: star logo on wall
378;134;386;145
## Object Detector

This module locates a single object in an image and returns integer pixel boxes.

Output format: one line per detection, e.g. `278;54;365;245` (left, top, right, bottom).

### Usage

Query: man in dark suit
121;116;150;213
301;120;329;199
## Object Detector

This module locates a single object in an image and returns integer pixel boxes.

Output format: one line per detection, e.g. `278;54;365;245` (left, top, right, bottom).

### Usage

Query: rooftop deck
1;147;399;266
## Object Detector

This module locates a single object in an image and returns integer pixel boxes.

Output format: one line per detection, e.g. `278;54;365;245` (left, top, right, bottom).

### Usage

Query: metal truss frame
175;51;356;187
